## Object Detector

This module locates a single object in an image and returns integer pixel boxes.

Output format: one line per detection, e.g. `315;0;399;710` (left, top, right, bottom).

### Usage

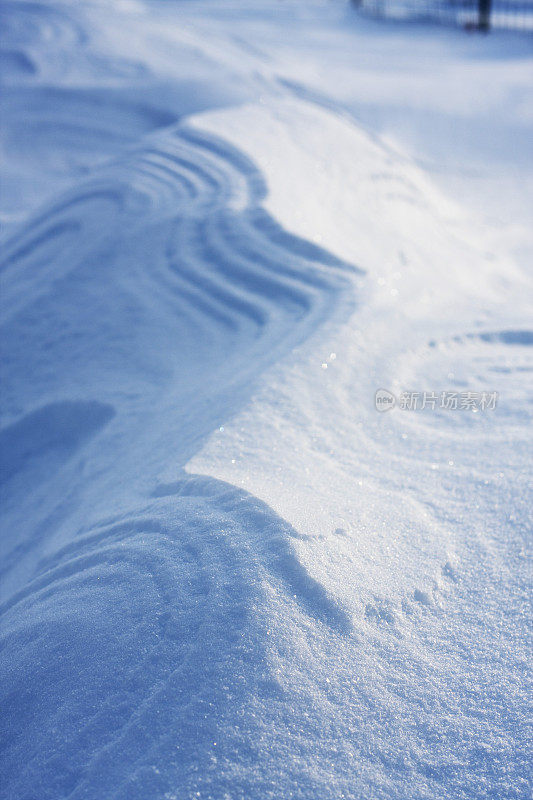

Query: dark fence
353;0;533;31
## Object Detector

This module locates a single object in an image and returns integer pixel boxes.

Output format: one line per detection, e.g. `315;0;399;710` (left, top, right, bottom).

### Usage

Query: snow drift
1;1;531;799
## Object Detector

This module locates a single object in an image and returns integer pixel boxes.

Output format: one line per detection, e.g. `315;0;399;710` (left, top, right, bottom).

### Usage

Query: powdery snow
1;2;532;799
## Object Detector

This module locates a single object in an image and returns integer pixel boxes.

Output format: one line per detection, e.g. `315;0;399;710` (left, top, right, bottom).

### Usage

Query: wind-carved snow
0;1;531;799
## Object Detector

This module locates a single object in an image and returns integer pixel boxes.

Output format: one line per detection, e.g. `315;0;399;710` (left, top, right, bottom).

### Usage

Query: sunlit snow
1;2;532;798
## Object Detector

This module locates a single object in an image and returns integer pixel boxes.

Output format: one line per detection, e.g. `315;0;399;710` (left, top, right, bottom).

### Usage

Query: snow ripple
1;122;358;414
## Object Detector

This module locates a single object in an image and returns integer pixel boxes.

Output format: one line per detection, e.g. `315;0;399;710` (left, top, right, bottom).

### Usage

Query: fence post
478;0;491;30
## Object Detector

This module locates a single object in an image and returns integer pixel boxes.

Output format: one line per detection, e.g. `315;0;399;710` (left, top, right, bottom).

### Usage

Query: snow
1;1;532;798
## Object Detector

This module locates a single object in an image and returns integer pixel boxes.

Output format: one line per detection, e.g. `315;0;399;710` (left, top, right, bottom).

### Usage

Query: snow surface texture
1;1;532;799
